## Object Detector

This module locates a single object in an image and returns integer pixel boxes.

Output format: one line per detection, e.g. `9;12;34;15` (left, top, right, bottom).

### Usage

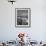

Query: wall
0;0;46;42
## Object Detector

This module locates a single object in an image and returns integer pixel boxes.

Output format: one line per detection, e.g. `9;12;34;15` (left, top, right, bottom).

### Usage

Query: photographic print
15;8;31;28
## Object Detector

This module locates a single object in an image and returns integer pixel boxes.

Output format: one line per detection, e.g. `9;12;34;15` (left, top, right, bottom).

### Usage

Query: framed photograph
15;8;31;28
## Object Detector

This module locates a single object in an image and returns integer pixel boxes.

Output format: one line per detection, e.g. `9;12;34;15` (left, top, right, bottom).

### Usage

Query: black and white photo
15;8;31;28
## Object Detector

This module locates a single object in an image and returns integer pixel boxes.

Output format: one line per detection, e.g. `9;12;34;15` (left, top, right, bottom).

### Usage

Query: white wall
0;0;46;42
